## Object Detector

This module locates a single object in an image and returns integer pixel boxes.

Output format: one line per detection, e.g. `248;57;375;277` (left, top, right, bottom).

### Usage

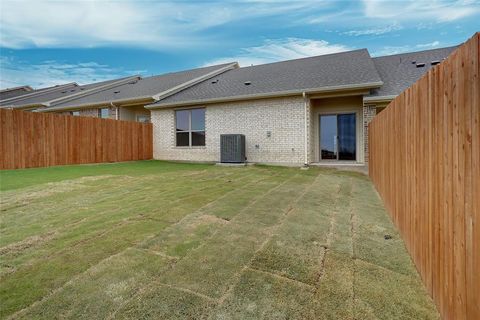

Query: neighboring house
0;45;456;166
39;63;236;122
0;85;33;100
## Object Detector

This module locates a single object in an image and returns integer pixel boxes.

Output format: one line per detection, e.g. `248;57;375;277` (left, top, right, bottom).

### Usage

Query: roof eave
145;81;384;109
38;96;155;112
363;95;397;103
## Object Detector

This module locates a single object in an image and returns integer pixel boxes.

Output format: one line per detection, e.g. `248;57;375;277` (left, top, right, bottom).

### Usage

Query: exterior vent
431;60;440;65
244;81;251;85
220;134;246;163
416;63;425;68
211;79;219;84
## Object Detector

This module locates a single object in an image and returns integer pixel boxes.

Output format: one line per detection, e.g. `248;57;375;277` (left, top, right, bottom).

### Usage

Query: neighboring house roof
365;46;458;101
0;86;33;100
147;49;383;108
45;63;238;111
0;77;137;109
0;83;78;108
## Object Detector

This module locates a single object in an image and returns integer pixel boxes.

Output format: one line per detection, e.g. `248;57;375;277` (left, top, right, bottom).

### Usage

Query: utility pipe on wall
302;92;308;167
110;102;118;120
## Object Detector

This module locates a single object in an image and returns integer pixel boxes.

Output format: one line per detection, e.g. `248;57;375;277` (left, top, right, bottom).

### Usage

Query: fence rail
369;33;479;319
0;109;153;170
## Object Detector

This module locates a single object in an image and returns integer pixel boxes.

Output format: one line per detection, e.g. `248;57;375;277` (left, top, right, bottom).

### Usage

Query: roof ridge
153;62;238;101
232;48;368;70
46;76;141;107
373;45;459;59
0;82;78;105
141;62;237;80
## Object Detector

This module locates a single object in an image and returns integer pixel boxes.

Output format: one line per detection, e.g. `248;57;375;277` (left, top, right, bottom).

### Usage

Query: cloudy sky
0;0;478;89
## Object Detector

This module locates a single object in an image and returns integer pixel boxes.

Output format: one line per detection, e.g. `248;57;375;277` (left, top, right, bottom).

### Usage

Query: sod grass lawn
0;161;438;319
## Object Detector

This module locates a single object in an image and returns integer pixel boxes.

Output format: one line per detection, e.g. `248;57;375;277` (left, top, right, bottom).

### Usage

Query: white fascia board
363;95;396;102
38;96;154;112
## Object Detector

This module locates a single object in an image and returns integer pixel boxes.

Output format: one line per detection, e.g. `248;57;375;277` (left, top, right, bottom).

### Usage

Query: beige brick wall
151;96;307;165
363;104;377;164
58;107;117;119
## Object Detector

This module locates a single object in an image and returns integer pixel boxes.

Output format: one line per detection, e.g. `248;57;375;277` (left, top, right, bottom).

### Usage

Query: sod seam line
104;172;297;319
7;247;140;320
313;180;342;292
157;282;218;303
134;171;278;249
5;170;253;272
350;178;359;318
247;267;316;290
6;171;259;319
216;173;320;306
104;172;292;320
133;247;178;261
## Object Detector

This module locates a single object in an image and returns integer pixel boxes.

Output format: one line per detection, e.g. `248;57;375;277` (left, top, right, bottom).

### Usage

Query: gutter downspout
111;102;118;120
302;92;309;168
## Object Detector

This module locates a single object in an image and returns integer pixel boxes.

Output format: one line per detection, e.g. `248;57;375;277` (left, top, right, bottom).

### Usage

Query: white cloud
0;57;138;89
373;40;442;56
343;24;403;36
362;0;480;22
416;41;441;48
203;38;352;67
0;0;321;50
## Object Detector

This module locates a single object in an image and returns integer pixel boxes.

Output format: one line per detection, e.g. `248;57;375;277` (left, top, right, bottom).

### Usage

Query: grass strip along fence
369;33;479;319
0;109;153;170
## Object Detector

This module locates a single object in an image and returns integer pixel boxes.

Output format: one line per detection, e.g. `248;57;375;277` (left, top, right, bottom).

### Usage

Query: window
136;114;150;123
70;111;80;116
98;108;109;118
176;108;205;147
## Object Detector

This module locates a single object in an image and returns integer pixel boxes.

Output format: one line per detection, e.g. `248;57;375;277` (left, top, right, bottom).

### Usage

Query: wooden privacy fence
369;33;479;319
0;109;153;170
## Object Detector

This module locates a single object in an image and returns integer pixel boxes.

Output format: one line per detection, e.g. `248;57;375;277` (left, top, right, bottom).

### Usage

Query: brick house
0;46;456;166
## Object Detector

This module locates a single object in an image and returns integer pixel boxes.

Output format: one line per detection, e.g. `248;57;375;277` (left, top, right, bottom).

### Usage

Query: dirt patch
0;175;121;209
0;232;56;256
192;214;230;226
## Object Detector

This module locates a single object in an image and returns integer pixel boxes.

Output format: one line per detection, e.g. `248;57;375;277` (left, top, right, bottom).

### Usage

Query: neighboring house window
136;114;150;123
176;108;205;147
98;108;109;118
70;111;80;116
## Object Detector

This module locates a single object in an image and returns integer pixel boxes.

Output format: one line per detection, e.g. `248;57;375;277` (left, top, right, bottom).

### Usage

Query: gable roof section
0;76;139;109
147;49;383;109
0;83;78;107
43;62;238;112
0;86;33;100
365;46;458;101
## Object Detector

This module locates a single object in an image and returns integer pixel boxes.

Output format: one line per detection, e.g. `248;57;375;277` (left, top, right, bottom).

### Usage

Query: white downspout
302;92;309;167
111;102;118;120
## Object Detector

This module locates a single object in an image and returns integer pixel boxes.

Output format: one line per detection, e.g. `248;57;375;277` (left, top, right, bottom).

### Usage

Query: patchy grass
0;161;438;319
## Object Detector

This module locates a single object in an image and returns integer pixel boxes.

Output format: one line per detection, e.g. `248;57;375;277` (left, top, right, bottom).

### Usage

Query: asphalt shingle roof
151;49;383;107
368;46;458;98
53;63;235;108
2;78;132;107
0;87;33;100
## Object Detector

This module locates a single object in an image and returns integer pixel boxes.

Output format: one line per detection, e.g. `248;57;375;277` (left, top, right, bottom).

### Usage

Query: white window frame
136;114;150;123
98;108;109;119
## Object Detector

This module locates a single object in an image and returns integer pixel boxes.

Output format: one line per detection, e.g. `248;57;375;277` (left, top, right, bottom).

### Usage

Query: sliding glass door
320;113;356;161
